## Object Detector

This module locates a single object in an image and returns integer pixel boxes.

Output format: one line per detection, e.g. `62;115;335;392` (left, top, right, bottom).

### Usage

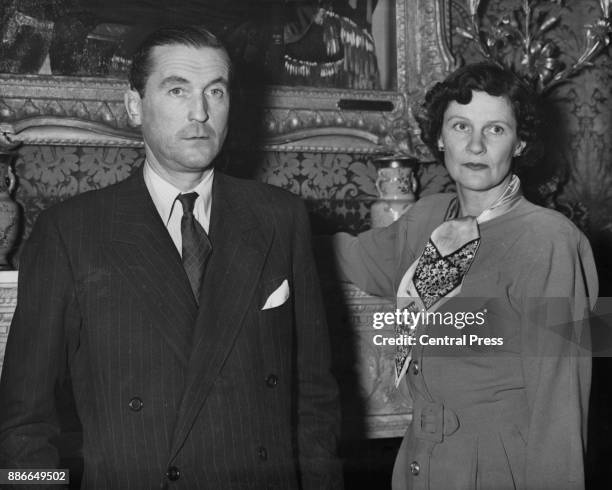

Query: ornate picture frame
0;0;454;154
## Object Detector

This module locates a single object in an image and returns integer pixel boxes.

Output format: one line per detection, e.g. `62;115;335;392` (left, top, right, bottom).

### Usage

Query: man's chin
181;149;218;169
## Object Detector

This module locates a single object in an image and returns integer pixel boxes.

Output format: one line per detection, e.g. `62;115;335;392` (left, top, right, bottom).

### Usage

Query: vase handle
5;165;16;194
411;172;418;194
375;178;382;197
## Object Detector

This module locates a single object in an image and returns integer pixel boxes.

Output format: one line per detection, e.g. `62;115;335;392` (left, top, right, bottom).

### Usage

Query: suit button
265;374;278;387
258;446;268;461
412;361;419;375
409;461;420;475
128;397;143;411
166;466;180;481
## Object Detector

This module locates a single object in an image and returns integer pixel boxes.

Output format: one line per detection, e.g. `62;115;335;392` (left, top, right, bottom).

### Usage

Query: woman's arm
330;194;452;298
332;217;406;298
521;233;598;490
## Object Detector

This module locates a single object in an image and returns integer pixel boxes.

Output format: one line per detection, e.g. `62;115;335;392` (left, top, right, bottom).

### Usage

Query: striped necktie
176;192;212;302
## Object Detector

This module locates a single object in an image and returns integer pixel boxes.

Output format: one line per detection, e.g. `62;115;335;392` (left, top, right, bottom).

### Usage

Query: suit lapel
168;173;273;460
107;168;197;367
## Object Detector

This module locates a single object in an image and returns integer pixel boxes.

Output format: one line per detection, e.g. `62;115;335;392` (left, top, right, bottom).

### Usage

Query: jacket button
128;397;143;411
166;466;180;481
412;361;419;375
409;461;420;475
258;446;268;461
265;374;278;387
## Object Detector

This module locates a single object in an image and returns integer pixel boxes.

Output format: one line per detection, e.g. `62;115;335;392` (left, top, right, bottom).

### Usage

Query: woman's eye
489;125;505;135
452;122;469;131
169;87;184;96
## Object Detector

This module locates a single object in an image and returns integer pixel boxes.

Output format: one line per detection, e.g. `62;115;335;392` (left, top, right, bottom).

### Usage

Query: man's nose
467;131;485;154
189;95;209;123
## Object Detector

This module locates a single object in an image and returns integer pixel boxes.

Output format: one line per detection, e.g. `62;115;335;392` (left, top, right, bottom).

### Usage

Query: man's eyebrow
159;75;189;88
205;77;229;88
158;76;229;89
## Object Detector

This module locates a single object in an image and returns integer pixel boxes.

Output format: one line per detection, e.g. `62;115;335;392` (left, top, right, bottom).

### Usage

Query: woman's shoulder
503;199;594;265
507;199;598;304
513;199;586;242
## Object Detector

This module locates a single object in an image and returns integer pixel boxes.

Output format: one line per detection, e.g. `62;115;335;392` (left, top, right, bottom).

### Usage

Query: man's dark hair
128;25;231;97
417;61;543;169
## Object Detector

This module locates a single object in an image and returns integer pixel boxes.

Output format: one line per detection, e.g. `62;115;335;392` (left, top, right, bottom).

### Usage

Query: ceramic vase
370;155;418;228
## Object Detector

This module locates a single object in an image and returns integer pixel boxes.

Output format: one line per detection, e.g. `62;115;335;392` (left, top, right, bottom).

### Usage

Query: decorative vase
370;155;418;228
0;152;19;269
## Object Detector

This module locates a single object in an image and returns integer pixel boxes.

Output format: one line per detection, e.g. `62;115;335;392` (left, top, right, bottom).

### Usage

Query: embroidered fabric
413;239;480;310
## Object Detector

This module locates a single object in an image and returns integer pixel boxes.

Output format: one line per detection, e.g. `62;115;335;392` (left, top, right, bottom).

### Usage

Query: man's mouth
463;162;488;170
181;127;214;139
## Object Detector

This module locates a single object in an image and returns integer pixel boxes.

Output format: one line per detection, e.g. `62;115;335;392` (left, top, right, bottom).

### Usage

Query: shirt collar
143;160;214;225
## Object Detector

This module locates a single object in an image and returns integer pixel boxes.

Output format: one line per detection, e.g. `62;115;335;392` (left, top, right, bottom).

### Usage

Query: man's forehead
148;44;230;81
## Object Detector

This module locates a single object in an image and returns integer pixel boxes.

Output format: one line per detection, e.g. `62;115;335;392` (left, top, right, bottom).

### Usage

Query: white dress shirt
143;161;213;256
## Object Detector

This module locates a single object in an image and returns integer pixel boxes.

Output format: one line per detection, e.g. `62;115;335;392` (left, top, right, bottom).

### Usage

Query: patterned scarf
394;174;522;386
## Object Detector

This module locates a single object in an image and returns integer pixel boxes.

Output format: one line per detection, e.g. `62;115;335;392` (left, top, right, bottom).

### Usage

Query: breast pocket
256;278;294;376
259;277;291;311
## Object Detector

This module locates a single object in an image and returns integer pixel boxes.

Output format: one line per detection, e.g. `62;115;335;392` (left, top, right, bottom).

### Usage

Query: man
0;26;342;489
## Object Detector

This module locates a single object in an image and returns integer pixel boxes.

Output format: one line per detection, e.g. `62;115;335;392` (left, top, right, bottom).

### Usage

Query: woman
333;62;598;489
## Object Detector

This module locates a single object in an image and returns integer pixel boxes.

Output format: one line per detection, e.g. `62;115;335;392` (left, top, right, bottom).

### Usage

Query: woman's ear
124;90;142;126
514;140;526;157
437;137;445;152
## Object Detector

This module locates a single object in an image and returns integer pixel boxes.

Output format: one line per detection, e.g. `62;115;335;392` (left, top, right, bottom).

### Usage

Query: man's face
125;44;230;180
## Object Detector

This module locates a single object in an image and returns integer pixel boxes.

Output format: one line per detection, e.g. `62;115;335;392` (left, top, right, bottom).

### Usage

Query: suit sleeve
292;201;343;490
521;233;598;489
0;210;80;475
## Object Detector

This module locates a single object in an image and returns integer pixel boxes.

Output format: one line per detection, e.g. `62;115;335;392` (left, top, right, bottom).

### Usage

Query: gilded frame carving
0;1;454;154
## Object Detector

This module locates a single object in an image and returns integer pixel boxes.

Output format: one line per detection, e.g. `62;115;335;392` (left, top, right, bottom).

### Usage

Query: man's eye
208;87;225;98
169;87;184;96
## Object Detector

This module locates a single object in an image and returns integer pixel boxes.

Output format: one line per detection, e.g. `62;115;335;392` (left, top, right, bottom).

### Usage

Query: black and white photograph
0;1;611;489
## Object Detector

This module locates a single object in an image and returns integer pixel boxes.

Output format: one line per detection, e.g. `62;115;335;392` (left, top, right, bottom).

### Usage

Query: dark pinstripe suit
0;168;342;489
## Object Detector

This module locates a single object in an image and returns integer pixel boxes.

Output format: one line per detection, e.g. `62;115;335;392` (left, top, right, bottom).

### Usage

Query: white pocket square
262;279;290;310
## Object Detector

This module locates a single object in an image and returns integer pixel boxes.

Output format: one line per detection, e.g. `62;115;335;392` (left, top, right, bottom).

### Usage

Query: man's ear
124;90;142;126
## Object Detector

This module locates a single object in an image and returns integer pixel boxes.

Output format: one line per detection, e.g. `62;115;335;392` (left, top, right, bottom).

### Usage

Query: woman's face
438;90;525;194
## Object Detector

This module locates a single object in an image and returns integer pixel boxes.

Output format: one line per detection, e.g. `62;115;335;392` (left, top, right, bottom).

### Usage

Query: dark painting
0;0;392;89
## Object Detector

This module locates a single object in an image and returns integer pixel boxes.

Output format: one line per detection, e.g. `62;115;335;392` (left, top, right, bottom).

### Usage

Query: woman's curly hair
417;62;543;170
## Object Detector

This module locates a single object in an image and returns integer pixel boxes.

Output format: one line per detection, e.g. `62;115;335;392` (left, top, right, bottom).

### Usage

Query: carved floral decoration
456;0;612;93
